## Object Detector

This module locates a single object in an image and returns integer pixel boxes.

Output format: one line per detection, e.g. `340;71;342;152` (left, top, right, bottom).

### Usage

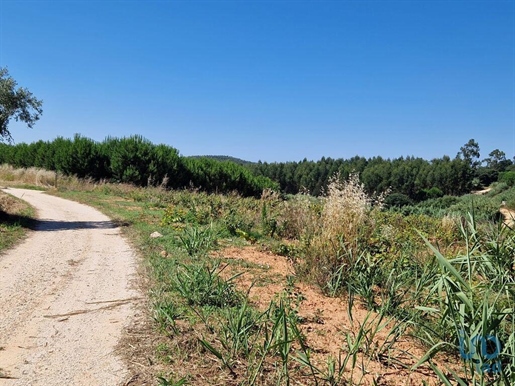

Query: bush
499;171;515;187
385;193;413;208
421;186;444;200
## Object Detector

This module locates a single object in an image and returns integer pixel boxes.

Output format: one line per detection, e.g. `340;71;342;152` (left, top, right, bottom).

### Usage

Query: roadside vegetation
0;189;35;253
1;140;515;384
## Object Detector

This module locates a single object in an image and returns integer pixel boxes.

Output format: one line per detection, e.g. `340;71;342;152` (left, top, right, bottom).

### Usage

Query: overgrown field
2;167;515;385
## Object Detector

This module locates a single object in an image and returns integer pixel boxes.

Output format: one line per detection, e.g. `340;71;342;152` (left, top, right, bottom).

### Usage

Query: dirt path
0;188;139;385
500;206;515;228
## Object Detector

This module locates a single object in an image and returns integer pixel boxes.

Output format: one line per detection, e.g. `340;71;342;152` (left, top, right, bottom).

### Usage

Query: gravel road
0;188;139;385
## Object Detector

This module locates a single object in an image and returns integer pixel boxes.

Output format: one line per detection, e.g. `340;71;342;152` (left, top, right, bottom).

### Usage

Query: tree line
1;69;514;202
0;134;278;197
247;139;515;201
1;135;513;201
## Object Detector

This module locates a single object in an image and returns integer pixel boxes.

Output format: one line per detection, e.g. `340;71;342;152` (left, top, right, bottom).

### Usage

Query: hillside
188;155;254;165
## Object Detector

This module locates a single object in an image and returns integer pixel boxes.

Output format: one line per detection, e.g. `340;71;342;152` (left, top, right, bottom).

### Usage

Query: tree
0;68;43;142
483;149;511;172
457;139;480;169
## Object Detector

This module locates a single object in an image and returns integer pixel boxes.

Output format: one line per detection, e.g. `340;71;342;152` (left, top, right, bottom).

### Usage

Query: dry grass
0;164;57;187
277;193;321;240
0;164;146;194
297;173;385;291
319;173;380;245
0;192;27;215
0;191;35;252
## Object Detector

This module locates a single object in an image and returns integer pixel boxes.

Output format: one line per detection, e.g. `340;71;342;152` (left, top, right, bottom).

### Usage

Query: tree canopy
0;68;43;142
0;135;278;197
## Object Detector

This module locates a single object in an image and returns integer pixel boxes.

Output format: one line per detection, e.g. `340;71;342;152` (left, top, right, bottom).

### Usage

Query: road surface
0;188;138;385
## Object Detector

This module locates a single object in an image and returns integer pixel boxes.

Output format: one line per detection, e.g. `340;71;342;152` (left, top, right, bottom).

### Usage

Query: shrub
385;193;413;208
421;186;444;200
178;224;219;257
499;171;515;187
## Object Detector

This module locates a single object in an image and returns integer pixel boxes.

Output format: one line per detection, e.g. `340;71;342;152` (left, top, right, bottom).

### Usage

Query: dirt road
500;206;515;228
0;188;139;385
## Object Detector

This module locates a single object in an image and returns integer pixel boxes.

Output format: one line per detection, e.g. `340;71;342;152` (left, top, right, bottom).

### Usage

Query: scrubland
1;165;515;385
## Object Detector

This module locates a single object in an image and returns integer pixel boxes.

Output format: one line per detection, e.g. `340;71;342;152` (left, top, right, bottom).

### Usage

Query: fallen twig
43;299;134;319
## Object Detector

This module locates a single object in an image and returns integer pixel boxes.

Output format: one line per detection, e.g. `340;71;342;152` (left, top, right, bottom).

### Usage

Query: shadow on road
35;219;118;231
0;211;130;232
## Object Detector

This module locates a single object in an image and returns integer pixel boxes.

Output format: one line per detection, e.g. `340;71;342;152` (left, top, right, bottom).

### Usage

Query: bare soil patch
218;246;455;385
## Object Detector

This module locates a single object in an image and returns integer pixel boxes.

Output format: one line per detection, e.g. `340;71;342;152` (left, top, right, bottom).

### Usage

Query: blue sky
0;1;514;162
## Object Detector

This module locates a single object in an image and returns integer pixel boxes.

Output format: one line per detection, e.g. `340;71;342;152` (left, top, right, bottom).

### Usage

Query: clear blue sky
1;0;514;162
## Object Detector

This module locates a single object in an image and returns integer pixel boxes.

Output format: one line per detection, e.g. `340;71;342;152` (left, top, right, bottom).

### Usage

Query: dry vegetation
0;189;35;252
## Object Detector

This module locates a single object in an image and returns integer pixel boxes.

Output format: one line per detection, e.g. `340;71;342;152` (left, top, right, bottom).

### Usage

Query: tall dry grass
0;164;58;187
296;173;385;293
0;164;134;192
319;173;383;245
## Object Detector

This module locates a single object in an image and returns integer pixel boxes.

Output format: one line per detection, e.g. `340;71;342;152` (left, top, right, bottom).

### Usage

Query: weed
178;224;219;257
153;300;182;335
157;375;187;386
413;213;515;384
37;168;515;385
0;191;36;252
172;261;243;308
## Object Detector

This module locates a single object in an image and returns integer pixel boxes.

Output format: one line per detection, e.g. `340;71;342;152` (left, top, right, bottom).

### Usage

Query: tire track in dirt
0;188;139;386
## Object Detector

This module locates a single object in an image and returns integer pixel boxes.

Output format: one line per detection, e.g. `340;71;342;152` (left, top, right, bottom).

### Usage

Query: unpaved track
501;206;515;228
0;188;138;385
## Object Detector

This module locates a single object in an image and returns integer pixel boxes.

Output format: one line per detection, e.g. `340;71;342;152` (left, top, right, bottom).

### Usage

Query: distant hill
189;155;254;166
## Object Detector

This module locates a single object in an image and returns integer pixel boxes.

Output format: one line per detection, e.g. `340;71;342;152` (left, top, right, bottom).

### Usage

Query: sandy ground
500;206;515;228
219;246;444;385
0;188;139;386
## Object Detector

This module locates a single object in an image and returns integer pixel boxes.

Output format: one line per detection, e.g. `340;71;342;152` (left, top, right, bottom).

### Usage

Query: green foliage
250;152;475;200
183;157;278;197
447;195;502;222
385;193;413;208
104;135;181;186
0;67;43;142
499;171;515;187
172;261;243;308
157;376;187;386
457;138;481;169
161;205;189;228
1;135;277;197
478;167;499;186
413;218;515;384
153;301;182;335
218;301;263;358
53;177;515;384
178;224;219;257
223;207;255;236
188;155;252;165
422;186;444;199
484;149;512;172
